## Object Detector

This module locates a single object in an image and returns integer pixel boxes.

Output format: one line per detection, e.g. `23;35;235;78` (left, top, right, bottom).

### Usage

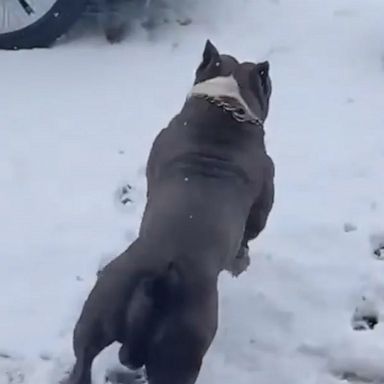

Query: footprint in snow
369;232;384;260
351;296;379;331
117;184;134;205
343;222;358;233
339;371;382;383
0;352;12;360
0;356;25;384
115;182;144;209
4;370;25;384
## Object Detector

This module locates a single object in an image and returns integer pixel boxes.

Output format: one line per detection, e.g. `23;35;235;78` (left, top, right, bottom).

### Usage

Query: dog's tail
121;261;180;369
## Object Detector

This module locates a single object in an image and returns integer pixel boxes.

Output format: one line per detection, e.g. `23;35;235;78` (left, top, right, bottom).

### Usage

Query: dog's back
67;40;274;384
139;95;268;270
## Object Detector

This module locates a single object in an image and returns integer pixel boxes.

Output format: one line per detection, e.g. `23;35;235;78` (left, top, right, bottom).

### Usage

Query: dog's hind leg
146;283;218;384
66;349;92;384
66;322;112;384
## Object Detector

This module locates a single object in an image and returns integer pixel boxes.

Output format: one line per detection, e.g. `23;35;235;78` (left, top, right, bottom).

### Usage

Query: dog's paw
105;367;147;384
227;246;251;277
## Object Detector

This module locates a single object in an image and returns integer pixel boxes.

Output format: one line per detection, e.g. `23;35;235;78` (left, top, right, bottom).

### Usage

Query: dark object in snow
98;0;148;42
351;296;379;331
352;315;378;331
117;184;133;205
105;25;127;43
67;40;274;384
176;17;192;26
339;371;377;383
373;246;384;260
5;370;25;384
39;353;52;361
369;232;384;260
343;222;357;232
97;0;130;43
98;0;185;44
0;0;88;50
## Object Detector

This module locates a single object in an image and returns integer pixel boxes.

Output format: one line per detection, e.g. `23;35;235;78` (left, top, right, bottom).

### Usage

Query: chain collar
193;94;264;128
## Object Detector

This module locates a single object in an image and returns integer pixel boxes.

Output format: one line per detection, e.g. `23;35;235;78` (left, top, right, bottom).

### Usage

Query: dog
66;40;274;384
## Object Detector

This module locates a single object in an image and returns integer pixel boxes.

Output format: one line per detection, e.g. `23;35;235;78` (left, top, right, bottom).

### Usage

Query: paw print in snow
374;247;384;259
117;184;134;205
369;232;384;260
5;370;25;384
343;222;357;233
0;357;25;384
351;296;379;331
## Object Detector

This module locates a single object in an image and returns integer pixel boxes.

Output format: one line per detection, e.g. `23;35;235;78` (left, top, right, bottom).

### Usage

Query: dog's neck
187;75;263;126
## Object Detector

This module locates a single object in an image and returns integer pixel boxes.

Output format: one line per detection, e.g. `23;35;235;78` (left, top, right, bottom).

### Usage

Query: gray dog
66;40;274;384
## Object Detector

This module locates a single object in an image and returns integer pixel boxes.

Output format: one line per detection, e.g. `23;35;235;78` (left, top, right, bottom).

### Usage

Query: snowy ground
1;0;384;383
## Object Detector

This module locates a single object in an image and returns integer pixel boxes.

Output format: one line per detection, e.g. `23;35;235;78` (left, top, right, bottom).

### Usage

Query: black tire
0;0;88;50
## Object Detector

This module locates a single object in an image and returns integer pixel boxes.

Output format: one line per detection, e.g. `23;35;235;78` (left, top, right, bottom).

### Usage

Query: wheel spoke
17;0;35;15
0;0;59;34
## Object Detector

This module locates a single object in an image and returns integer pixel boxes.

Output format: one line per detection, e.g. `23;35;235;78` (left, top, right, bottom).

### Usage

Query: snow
1;0;384;383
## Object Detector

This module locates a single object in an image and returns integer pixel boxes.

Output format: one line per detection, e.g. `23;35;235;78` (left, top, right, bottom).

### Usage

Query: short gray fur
66;39;275;384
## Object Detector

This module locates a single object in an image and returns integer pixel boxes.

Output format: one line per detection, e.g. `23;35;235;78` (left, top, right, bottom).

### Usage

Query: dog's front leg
226;245;250;277
227;160;275;278
65;318;112;384
243;164;274;244
66;351;92;384
242;159;275;246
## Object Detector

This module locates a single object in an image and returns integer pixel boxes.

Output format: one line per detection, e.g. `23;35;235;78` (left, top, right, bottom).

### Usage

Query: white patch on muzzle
188;75;257;121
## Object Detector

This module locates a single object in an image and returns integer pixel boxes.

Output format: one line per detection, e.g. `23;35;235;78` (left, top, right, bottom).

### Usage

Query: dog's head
192;40;272;123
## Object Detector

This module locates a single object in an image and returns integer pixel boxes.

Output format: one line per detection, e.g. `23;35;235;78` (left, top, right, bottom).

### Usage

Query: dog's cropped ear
201;40;220;69
250;61;271;99
194;40;221;83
